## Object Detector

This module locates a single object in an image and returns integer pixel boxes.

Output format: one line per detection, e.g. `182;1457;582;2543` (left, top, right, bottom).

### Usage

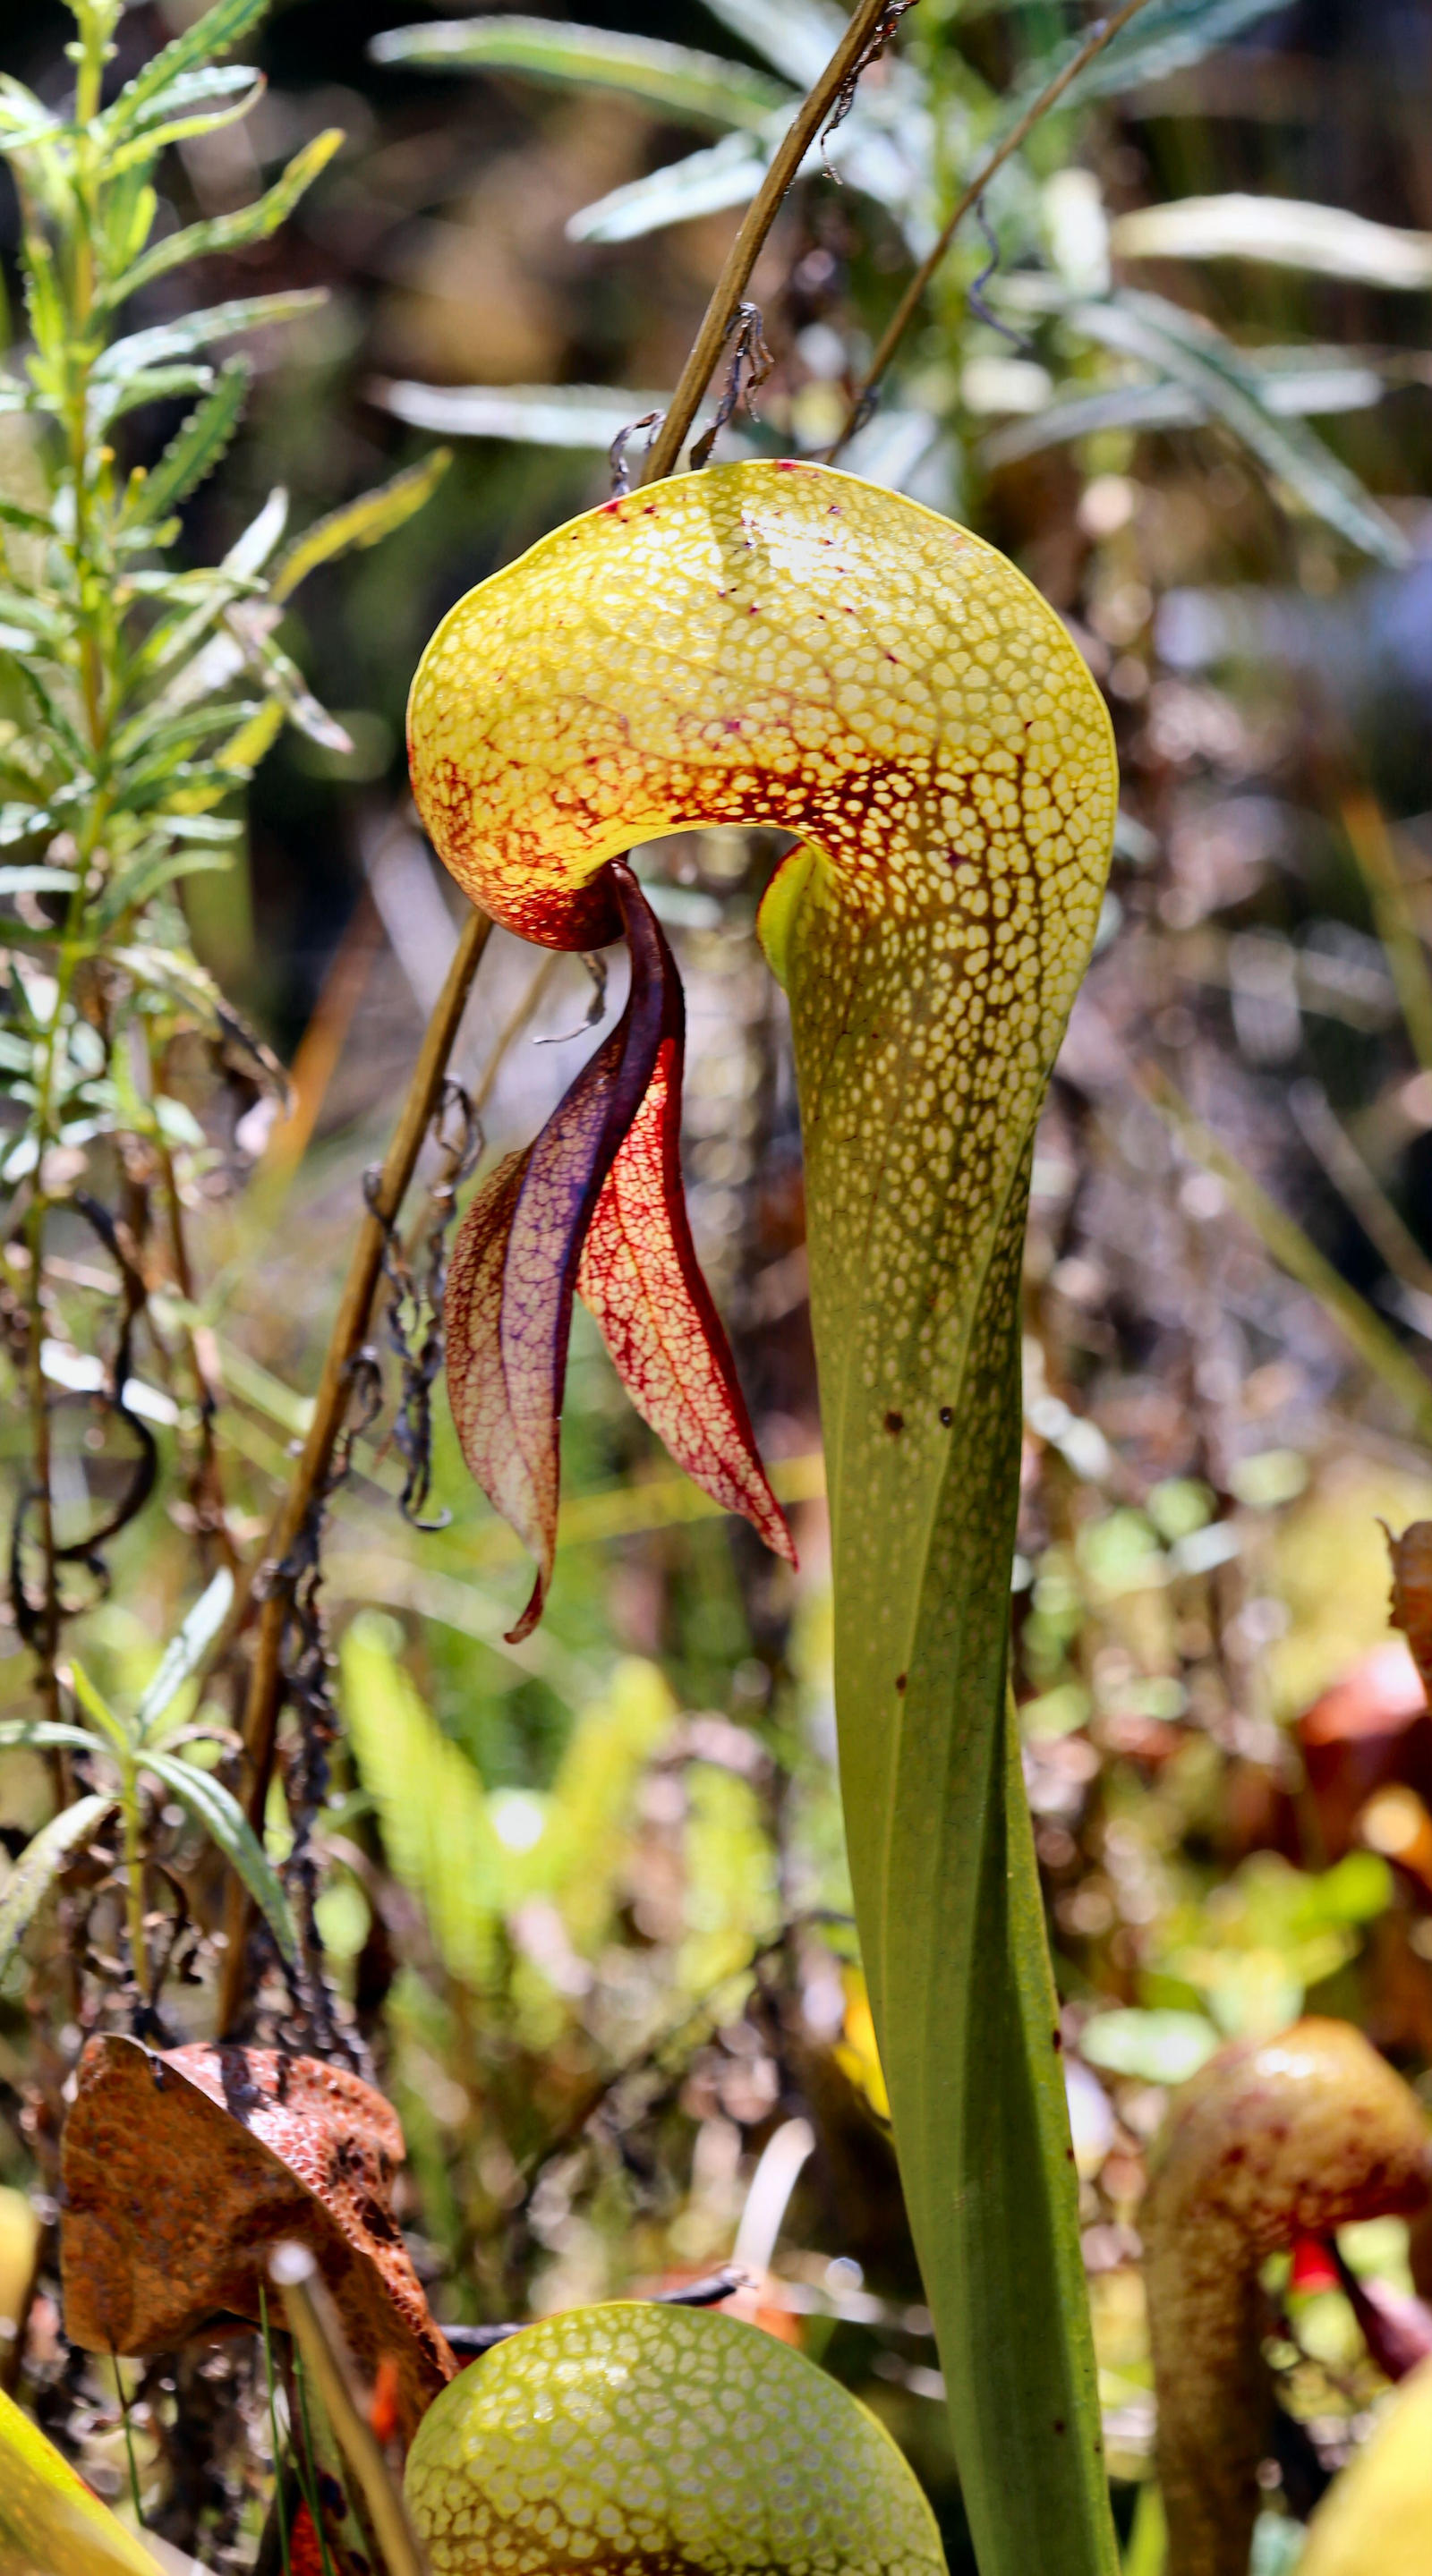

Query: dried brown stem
218;906;491;2033
826;0;1158;461
641;0;910;485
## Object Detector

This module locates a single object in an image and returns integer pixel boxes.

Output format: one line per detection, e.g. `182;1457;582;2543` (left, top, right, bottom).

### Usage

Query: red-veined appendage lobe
442;863;789;1640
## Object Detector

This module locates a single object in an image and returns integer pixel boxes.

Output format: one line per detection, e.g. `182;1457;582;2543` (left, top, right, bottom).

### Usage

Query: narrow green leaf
122;756;243;814
0;1795;116;1983
65;1660;132;1757
0;2384;170;2575
95;839;233;926
567;128;766;245
110;61;261;140
13;665;88;769
92;366;218;431
110;695;259;773
370;18;788;132
0;74;55;149
0;808;55;851
269;446;452;600
260;656;353;752
160;812;244;843
228;613;352;751
984;351;1388;467
130;360;251;523
375;379;669;449
93;289;328;384
223;485;289;580
0;591;67;642
20;234;65;367
102;0;271;136
1112;192;1432;288
0;1720;105;1756
105;66;266;174
99;166;159;279
0;496;54;535
107;129;345;304
1029;0;1291;112
697;0;838;89
214;695;285;775
134;1569;234;1740
1069;290;1410;567
140;1749;298;1962
0;865;76;897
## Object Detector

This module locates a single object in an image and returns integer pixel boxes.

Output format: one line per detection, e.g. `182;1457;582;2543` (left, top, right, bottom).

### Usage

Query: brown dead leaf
61;2039;453;2442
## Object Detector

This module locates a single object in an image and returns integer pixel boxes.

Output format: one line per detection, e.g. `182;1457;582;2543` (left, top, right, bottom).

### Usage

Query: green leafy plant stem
19;4;122;1718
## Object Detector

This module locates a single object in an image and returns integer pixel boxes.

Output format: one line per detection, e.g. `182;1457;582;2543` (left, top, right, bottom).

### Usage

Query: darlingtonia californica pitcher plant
408;458;1120;2574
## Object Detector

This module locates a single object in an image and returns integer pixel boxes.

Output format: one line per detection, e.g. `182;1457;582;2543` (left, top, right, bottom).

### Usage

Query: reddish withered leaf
61;2038;453;2442
446;859;787;1637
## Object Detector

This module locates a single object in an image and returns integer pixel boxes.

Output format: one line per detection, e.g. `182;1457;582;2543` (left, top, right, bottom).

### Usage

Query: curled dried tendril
689;303;773;472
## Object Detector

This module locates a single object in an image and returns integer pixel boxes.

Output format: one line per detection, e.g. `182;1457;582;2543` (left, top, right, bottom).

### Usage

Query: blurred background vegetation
4;0;1432;2569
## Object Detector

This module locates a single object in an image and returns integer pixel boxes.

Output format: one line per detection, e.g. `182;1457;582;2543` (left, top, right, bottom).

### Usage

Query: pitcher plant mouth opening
443;851;793;1644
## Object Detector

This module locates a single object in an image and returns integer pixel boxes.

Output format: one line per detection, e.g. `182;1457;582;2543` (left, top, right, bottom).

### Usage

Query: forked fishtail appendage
443;859;789;1641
